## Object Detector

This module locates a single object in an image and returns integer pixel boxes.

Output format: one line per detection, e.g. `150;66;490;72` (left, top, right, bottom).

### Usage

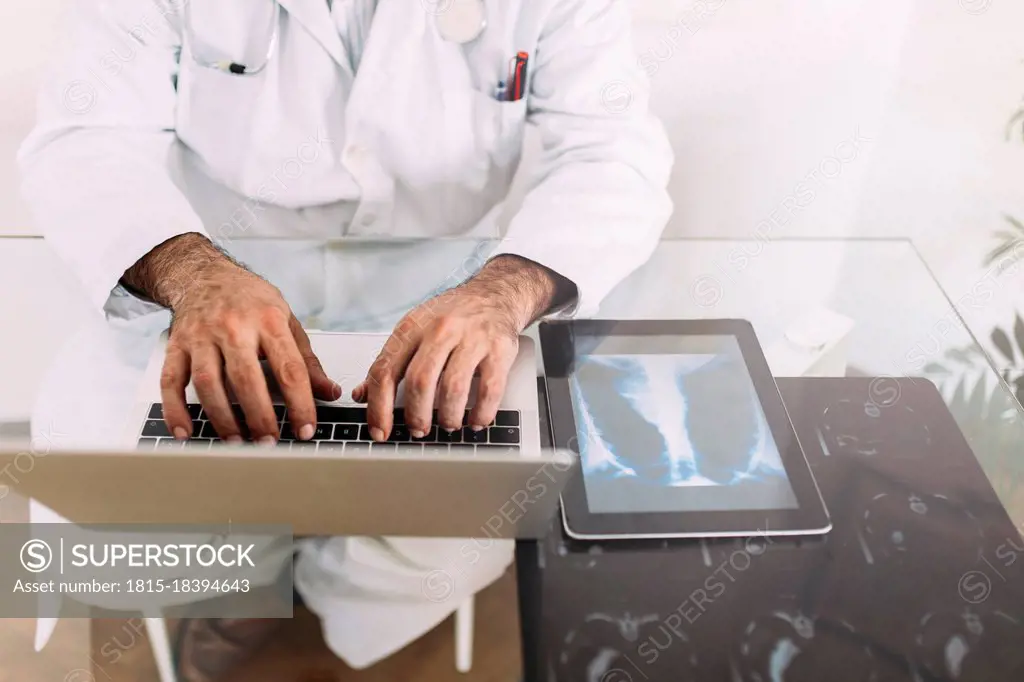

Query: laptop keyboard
137;403;522;455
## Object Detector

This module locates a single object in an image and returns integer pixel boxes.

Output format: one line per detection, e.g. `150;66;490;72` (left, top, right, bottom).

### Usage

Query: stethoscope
185;0;487;75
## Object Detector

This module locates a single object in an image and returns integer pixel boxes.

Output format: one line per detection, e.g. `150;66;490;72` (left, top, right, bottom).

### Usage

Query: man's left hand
352;255;573;440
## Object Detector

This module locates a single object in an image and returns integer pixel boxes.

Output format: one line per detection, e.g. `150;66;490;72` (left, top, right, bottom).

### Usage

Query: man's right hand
122;233;340;444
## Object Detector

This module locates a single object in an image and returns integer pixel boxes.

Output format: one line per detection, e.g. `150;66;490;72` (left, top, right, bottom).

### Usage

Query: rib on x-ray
570;354;787;487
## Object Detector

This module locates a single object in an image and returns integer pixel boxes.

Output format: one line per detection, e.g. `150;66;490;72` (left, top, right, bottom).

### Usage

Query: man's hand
122;233;340;444
352;255;575;441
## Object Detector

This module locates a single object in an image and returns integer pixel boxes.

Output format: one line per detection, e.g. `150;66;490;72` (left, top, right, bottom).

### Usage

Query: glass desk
517;238;1024;682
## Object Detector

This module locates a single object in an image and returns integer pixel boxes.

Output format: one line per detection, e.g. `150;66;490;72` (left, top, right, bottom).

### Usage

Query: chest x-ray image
569;345;798;514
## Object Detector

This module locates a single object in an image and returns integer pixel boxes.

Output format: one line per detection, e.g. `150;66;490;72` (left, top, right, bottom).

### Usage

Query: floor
3;572;522;682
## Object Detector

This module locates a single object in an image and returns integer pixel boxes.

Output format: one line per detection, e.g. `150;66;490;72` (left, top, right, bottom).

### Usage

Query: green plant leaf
992;327;1016;365
951;375;969;407
1013;373;1024;407
1005;214;1024;234
945;346;983;366
1013;315;1024;368
984;243;1016;267
1009;108;1024;141
968;374;989;422
984;217;1024;267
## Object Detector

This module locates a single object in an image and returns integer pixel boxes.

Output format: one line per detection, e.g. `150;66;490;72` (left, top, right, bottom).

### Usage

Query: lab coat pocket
175;59;271;174
439;90;527;177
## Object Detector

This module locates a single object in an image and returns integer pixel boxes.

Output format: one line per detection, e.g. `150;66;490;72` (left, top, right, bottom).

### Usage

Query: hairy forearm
465;255;578;329
121;233;241;309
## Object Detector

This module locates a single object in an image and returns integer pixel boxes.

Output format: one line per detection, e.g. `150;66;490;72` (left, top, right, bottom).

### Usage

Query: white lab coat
18;0;673;668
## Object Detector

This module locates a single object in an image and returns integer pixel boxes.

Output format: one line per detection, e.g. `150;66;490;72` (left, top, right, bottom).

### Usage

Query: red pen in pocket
508;51;528;102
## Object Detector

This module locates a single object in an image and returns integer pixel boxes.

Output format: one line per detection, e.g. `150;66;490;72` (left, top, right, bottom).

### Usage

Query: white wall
636;0;913;240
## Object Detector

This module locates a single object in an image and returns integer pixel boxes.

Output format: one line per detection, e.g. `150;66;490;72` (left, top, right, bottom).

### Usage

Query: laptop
0;332;574;538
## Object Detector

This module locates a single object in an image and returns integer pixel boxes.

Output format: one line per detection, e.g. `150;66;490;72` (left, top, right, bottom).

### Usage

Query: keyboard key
332;424;360;440
448;444;476;455
489;427;520;444
463;427;487;444
345;442;371;456
392;408;405;425
142;420;172;438
359;424;374;441
292;441;317;453
282;422;325;441
137;438;158;450
437;428;462;443
477;444;520;456
149;403;204;421
184;438;212;451
156;438;184;450
412;426;438;442
370;442;397;454
495;410;519;427
191;420;203;437
273;405;286;421
201;416;250;440
316;406;367;423
465;409;498;427
422;444;450;457
396;443;423;456
388;425;410;442
275;441;292;450
317;442;346;454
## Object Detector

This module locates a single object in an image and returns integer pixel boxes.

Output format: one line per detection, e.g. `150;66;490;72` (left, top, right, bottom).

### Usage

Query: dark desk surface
518;377;1024;682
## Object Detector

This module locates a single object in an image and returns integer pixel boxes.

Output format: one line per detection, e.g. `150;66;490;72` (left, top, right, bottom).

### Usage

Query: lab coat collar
277;0;349;72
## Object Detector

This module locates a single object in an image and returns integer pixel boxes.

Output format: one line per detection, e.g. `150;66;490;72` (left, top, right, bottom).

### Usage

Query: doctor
19;0;672;677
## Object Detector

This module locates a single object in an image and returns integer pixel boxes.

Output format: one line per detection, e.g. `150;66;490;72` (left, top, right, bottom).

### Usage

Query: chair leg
454;596;474;673
145;617;177;682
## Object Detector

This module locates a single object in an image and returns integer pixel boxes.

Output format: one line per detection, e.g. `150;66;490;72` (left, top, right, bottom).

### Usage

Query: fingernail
259;435;276;447
331;381;342;397
370;427;384;442
471;425;485;432
173;427;189;440
226;435;243;445
411;429;426;439
299;424;315;441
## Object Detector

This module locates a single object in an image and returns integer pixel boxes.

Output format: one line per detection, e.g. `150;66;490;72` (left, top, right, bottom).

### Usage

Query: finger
403;331;461;437
364;318;422;441
191;343;242;443
351;381;367;403
222;336;279;444
260;310;317;440
436;343;488;432
159;343;193;440
290;315;342;401
468;342;517;430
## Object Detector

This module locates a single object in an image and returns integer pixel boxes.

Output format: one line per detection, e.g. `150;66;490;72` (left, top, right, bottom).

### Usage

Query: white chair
142;595;476;681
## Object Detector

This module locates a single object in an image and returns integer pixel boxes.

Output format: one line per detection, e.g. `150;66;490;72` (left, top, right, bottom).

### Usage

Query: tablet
539;319;831;540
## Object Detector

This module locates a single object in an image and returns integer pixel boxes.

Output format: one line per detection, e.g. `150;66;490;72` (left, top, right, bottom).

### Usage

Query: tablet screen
568;334;799;514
